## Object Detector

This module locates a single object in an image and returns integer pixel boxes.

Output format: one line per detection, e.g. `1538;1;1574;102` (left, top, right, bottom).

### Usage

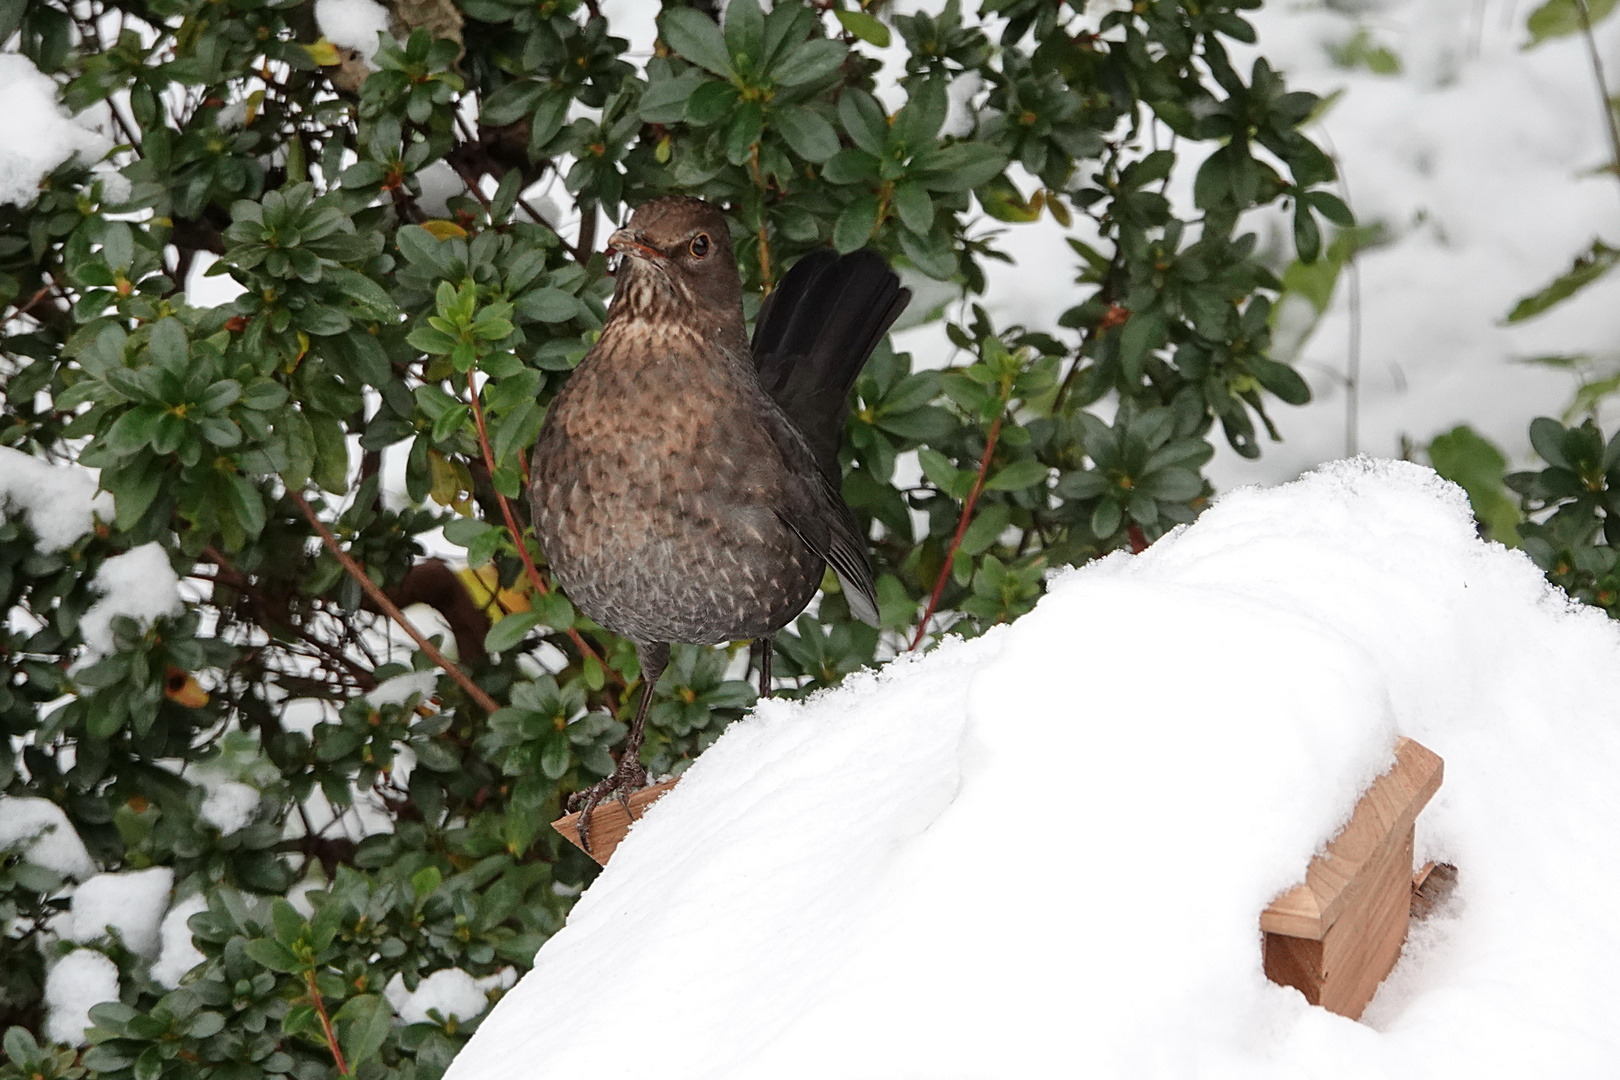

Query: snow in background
43;951;120;1046
315;0;391;63
0;447;113;551
0;54;114;207
1213;0;1620;485
151;895;211;990
64;867;175;960
0;796;97;880
880;0;1620;488
447;458;1620;1077
78;542;183;654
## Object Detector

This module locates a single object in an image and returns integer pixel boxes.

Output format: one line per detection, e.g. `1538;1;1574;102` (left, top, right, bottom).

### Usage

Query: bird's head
606;196;742;329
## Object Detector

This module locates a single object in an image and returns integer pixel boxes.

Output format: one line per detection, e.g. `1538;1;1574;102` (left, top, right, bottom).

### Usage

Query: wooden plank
1315;827;1415;1018
1261;737;1443;938
552;778;681;866
1262;828;1417;1019
1410;861;1459;921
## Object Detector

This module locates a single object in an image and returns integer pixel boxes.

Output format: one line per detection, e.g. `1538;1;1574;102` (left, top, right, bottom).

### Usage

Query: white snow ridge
0;55;113;207
446;459;1620;1078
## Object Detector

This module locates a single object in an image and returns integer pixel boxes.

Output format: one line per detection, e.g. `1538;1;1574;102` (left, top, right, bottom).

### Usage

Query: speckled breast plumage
529;320;823;647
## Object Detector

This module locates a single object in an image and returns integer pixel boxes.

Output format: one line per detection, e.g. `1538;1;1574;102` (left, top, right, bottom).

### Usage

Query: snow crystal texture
152;895;210;990
200;782;260;835
314;0;390;61
79;543;183;654
447;459;1620;1078
0;796;96;879
44;950;120;1045
66;867;174;959
0;55;113;206
0;447;112;551
385;969;514;1025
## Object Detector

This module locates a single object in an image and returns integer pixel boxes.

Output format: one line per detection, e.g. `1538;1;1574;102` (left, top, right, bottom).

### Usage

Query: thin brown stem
306;969;349;1075
749;144;774;292
576;201;597;260
290;491;499;713
200;547;378;688
446;160;494;210
464;378;620;685
446;156;584;261
1574;0;1620;201
10;284;53;319
909;411;1006;651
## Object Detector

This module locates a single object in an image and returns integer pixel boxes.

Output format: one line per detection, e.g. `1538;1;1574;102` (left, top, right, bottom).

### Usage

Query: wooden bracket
552;778;680;866
1261;736;1445;1020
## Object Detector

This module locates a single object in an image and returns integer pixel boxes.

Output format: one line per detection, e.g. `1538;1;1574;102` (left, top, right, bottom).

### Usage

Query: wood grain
552;777;681;866
1261;737;1443;938
1261;737;1444;1021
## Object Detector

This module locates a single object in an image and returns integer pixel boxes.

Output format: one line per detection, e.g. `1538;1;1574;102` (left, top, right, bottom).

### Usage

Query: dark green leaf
838;89;889;156
243;938;301;972
769;38;845;87
660;8;734;78
773;105;840;162
1506;241;1620;322
835;8;890;46
485;610;542;653
334;994;392;1069
984;459;1049;491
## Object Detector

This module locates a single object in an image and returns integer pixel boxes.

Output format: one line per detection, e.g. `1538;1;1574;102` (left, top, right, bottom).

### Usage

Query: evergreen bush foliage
0;0;1337;1074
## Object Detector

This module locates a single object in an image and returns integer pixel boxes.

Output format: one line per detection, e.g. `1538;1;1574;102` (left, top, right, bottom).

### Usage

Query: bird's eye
689;233;711;258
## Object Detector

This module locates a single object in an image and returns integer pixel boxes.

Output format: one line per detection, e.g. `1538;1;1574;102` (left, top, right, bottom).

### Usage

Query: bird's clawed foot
567;756;649;856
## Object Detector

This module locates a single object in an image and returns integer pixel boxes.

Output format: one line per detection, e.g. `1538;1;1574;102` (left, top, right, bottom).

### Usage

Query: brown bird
529;196;910;850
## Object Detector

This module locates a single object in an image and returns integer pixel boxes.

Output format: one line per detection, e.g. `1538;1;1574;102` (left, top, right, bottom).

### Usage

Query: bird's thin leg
570;641;668;856
758;635;773;700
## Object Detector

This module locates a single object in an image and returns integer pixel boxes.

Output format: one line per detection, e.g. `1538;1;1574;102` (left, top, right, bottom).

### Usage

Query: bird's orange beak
607;228;663;262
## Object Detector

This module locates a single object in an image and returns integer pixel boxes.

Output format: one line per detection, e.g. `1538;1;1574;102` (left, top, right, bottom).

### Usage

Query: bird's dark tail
751;249;911;482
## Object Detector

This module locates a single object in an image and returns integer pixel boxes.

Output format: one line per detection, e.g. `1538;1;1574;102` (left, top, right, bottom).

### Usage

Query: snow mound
448;458;1620;1078
0;796;96;879
80;543;183;654
0;55;113;207
44;950;119;1045
315;0;391;62
66;867;174;959
0;447;112;551
200;781;260;835
367;670;438;708
151;894;210;990
385;968;515;1025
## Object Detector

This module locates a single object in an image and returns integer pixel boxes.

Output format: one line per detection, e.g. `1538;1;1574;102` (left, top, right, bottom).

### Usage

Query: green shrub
1;0;1337;1073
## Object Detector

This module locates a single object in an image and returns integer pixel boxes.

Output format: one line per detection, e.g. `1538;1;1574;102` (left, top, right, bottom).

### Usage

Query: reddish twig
306;969;349;1076
290;491;500;713
465;378;621;686
909;412;1006;651
10;284;53;318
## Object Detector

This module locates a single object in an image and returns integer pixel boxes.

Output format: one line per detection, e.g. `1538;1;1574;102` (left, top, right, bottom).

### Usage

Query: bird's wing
752;250;911;484
773;481;880;629
748;391;882;629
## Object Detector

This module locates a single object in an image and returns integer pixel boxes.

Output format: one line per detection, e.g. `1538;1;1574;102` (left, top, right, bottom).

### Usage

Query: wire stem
910;411;1006;651
290;491;499;713
1574;0;1620;202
